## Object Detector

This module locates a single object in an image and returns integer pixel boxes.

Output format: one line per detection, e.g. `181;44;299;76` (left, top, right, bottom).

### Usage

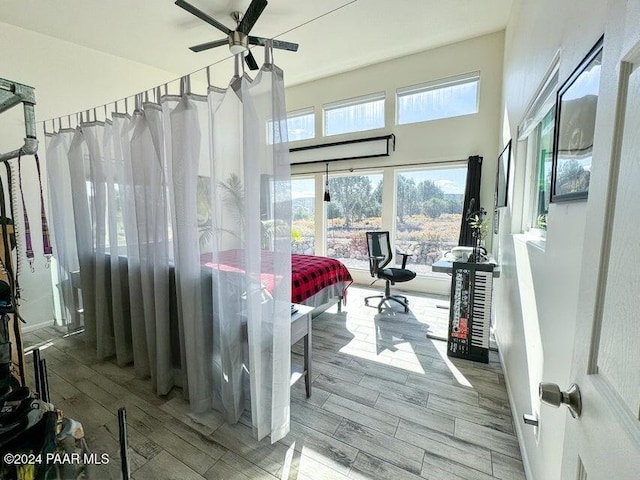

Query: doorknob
539;382;582;418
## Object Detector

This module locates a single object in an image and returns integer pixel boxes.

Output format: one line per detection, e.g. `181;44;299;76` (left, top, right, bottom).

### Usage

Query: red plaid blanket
200;251;352;304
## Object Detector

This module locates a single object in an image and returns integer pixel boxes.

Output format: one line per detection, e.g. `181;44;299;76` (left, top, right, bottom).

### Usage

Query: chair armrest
397;252;411;269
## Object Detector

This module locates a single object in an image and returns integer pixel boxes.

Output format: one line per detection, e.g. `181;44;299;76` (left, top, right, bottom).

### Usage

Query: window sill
514;232;546;252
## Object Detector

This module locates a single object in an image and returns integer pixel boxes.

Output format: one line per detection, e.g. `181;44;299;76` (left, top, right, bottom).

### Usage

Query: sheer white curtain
169;86;211;412
208;78;246;422
103;115;133;366
241;55;291;441
67;128;96;344
45;129;80;330
130;101;173;395
46;46;292;441
83;122;115;359
115;112;149;376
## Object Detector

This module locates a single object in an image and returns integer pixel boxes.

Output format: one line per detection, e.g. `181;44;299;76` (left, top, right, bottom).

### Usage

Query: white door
560;2;640;478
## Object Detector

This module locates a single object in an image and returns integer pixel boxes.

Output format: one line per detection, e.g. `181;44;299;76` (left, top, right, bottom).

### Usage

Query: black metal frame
118;407;130;480
31;348;50;403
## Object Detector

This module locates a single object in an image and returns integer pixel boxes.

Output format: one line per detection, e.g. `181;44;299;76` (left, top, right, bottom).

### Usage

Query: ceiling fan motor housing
229;30;249;55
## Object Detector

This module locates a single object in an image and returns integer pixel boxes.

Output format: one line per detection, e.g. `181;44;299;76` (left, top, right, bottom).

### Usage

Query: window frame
518;59;560;238
395;71;480;125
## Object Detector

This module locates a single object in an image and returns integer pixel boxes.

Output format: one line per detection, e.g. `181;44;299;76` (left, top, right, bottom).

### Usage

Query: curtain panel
46;49;292;442
458;155;483;247
45;130;80;331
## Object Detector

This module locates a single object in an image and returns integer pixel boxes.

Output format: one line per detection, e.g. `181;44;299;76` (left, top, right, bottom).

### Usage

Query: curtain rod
293;156;473;176
39;0;358;125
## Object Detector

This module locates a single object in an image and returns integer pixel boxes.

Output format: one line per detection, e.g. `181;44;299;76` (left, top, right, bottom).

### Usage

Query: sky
563;63;601;101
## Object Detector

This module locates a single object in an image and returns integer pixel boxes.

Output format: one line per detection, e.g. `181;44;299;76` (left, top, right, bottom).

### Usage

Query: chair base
364;293;410;313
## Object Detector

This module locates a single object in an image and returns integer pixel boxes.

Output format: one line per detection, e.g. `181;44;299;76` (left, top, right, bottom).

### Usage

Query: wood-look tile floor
20;285;525;480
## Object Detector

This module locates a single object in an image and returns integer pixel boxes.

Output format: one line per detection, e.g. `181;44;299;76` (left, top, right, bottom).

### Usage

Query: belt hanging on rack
33;154;52;262
16;151;53;272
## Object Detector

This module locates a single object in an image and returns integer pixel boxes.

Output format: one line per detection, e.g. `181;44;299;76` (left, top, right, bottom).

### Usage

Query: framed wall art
551;36;604;202
495;140;511;207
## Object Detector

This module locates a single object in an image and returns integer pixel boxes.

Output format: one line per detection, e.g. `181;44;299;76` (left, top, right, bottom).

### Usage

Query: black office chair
364;231;416;313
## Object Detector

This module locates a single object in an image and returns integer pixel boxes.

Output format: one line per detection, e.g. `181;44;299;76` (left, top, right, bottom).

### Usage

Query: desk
290;304;313;397
432;259;501;278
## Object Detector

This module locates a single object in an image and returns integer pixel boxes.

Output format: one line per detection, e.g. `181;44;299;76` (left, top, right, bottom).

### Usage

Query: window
531;109;554;229
326;172;383;268
323;93;385;136
286;107;315;142
395;166;468;276
267;107;315;144
105;184;127;253
397;72;479;125
291;177;315;254
197;176;213;251
519;62;559;233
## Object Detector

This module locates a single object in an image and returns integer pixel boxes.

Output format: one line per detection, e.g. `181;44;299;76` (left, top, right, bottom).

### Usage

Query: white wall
496;1;609;479
0;22;176;330
286;31;505;294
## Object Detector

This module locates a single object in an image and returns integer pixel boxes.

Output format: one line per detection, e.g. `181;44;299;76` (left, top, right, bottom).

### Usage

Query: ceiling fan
175;0;299;70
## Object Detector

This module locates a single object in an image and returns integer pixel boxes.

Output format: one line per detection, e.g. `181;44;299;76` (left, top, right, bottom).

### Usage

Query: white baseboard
495;331;534;480
22;319;55;333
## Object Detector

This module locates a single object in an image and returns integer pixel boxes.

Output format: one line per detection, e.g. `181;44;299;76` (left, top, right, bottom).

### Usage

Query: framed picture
495;140;511;207
551;36;604;202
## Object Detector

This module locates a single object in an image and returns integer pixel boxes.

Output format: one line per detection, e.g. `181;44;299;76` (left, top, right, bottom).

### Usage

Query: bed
92;251;351;415
199;251;353;311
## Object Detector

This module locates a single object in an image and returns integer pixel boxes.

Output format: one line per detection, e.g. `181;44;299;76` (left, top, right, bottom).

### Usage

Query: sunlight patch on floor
388;356;426;374
431;338;473;388
294;447;353;479
63;329;84;338
339;339;426;374
23;341;55;355
280;441;296;479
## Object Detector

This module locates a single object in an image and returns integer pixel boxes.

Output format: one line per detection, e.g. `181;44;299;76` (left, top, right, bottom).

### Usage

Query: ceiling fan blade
175;0;231;35
271;39;299;52
237;0;268;35
189;39;229;52
245;51;260;70
249;36;299;52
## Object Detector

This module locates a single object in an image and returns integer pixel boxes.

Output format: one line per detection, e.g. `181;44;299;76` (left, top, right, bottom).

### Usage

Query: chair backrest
366;231;392;277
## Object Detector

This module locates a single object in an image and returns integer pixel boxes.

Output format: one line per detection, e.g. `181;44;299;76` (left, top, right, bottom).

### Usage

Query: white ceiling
0;0;513;86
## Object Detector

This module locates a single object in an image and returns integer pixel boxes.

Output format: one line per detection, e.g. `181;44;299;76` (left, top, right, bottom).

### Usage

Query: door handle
539;382;582;418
